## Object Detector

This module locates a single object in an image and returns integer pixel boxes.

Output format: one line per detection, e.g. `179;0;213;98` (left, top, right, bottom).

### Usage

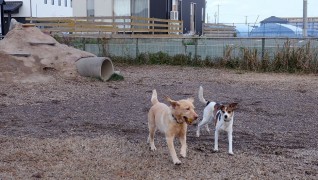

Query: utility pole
217;4;219;24
303;0;308;37
245;16;248;25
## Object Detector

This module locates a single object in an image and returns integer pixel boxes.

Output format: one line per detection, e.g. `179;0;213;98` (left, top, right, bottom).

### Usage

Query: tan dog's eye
186;107;190;110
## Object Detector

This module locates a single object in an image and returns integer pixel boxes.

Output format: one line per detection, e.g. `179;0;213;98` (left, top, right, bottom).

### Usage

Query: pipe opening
100;58;114;81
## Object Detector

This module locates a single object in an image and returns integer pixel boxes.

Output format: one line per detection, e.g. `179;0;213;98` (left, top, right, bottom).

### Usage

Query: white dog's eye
228;111;231;113
222;110;225;113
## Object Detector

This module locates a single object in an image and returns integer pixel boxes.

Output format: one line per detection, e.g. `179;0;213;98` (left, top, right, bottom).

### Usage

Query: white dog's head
220;103;238;122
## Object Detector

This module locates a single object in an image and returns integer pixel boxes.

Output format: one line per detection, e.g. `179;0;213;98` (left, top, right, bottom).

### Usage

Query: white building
1;0;73;35
6;0;73;18
72;0;148;18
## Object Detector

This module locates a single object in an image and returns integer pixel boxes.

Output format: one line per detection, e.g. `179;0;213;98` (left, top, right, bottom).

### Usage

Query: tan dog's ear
166;97;179;109
187;97;194;103
229;103;238;109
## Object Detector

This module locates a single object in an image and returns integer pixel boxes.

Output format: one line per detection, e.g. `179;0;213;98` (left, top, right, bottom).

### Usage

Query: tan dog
147;89;198;165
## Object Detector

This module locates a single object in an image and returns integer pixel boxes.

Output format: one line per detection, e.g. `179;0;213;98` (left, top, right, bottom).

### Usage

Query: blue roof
250;23;302;37
260;16;288;24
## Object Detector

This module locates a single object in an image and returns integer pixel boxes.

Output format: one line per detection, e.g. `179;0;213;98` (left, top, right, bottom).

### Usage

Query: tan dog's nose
194;114;198;120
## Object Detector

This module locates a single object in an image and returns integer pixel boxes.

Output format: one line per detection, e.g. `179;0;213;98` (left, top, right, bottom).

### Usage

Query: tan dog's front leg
179;134;187;158
166;136;181;165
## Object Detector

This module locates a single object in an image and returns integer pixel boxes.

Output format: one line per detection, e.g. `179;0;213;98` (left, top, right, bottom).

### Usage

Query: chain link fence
83;37;318;60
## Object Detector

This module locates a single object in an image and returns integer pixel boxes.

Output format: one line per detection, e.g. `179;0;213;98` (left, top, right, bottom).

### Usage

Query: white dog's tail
198;86;208;104
151;89;159;105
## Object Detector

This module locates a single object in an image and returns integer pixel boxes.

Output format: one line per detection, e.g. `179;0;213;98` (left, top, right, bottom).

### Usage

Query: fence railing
26;16;183;38
203;23;236;37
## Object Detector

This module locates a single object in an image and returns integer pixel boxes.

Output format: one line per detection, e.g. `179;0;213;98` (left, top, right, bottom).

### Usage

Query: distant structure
260;16;288;24
283;17;318;37
250;16;317;37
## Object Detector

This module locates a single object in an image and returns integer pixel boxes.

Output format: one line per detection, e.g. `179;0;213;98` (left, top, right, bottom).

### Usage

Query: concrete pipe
76;57;114;81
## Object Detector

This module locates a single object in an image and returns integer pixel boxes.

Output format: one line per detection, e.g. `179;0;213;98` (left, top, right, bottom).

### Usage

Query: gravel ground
0;64;318;179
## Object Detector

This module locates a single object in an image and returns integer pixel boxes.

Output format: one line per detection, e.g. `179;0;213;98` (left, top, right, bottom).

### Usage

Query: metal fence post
136;38;139;59
261;38;265;60
195;38;198;58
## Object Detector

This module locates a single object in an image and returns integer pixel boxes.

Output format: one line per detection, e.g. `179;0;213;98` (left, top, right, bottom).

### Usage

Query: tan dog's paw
180;152;186;158
173;159;182;165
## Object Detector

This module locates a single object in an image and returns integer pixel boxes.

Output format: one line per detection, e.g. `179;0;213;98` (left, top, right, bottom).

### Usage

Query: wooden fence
26;16;183;38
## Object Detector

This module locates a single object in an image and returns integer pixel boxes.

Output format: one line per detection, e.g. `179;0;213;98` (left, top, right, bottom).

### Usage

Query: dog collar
216;110;222;121
172;115;182;124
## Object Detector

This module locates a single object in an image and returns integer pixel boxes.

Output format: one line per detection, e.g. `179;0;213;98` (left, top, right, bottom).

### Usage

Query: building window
114;0;130;16
131;0;149;29
44;0;47;4
131;0;148;18
51;0;54;5
87;0;94;17
65;0;67;7
58;0;61;6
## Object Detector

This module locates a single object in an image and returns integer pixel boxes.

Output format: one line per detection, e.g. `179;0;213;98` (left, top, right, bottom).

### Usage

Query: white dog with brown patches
147;89;198;165
196;86;238;155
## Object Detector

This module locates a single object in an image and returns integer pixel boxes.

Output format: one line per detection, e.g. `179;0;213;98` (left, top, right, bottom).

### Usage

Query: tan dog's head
166;97;198;125
220;103;238;122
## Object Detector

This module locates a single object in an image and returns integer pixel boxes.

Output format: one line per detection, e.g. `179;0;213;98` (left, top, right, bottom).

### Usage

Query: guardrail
26;16;183;38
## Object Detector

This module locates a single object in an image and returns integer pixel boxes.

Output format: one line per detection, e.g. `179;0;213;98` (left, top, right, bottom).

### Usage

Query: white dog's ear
229;103;238;109
166;97;179;109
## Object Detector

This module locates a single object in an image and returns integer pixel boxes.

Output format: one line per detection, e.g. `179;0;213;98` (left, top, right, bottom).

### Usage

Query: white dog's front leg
214;130;219;152
228;131;234;155
166;136;181;165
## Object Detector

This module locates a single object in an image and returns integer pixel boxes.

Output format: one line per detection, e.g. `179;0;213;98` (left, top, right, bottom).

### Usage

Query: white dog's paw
228;152;234;155
150;146;157;151
196;131;200;137
212;149;219;153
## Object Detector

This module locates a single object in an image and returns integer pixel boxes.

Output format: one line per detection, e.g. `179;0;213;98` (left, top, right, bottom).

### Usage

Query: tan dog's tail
151;89;159;105
198;86;208;104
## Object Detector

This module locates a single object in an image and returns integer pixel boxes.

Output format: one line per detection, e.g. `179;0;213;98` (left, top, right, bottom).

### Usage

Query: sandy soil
0;64;318;179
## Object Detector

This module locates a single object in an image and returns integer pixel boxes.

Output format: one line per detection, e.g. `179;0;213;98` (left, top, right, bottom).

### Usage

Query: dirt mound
0;21;95;83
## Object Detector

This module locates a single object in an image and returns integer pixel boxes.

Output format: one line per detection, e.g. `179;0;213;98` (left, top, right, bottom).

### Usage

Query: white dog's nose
224;115;228;119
